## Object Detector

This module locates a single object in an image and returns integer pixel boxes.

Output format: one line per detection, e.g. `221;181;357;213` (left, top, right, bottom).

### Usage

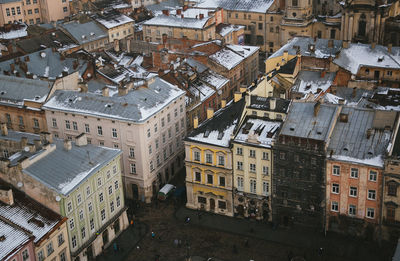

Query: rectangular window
63;6;68;12
195;172;201;182
33;118;39;128
22;249;29;261
262;166;269;175
108;185;113;195
250;179;256;193
47;242;54;255
349;204;356;216
237;176;244;191
198;196;206;204
6;113;11;124
60;251;66;261
175;122;179;132
81;227;86;239
368;190;376;200
350;168;359;178
6;8;10;16
97;126;103;135
249;163;256;172
58;233;64;246
97;177;102;187
161;118;165;127
129;147;135;158
147;128;151;138
206;153;212;164
149;145;152;154
218;155;225;166
99;192;104;202
249;149;256;158
333;165;340;176
154;123;158;133
72;121;78;130
207;174;213;184
69;218;74;229
101;209;106;221
67;202;72;212
150;161;154;171
262;152;269;160
237;161;243;170
388;183;397;196
110;201;115;212
332;183;339;194
88;201;93;212
85;124;90;133
194;151;200;161
167;113;171;122
219;176;225;187
34;8;39;13
72;235;77;248
116;196;121;207
279;152;285;160
349;186;357;197
168;128;172;138
218;201;226;209
111;128;117;138
77;194;82;205
90;218;95;230
115;180;119;190
130;163;136;174
369;171;377;182
366;208;375;219
38;250;44;261
65;120;71;129
263;181;269;195
12;8;16;15
331;201;339;212
236;147;243;155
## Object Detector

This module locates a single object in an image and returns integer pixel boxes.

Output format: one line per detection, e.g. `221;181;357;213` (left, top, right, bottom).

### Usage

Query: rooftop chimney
102;87;109;97
75;133;87;147
183;5;188;11
388;43;392;54
270;98;276;110
0;189;14;206
221;99;226;108
64;139;72;151
162;9;170;16
371;42;376;49
118;86;128;96
114;39;120;52
352;87;357;98
33;139;42;150
328;39;333;48
176;9;182;15
342;40;349;49
206;107;214;119
314;101;321;117
283;50;288;62
193;116;198;129
40;132;53;144
366;128;372;139
199;13;204;19
1;123;8;136
234;91;242;103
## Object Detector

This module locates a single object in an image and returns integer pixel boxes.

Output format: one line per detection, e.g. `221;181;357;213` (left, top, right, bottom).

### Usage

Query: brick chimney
193;116;198;129
234;91;242;102
75;133;87;146
102;86;109;97
64;139;72;151
221;99;226;108
0;189;14;206
270;98;276;110
206;107;214;119
1;123;8;136
176;9;182;15
162;10;170;16
40;132;53;144
199;13;204;19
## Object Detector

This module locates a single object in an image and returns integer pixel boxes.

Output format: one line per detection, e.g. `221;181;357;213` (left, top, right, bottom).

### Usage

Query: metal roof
0;75;51;107
61;21;108;45
43;77;186;123
22;139;121;196
327;106;394;166
280;102;339;141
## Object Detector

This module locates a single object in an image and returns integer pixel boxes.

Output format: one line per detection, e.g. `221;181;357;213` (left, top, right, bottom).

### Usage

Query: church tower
281;0;314;43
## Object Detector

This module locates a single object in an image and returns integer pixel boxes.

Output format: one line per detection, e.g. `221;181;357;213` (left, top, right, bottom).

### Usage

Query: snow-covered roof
333;43;400;74
269;37;343;59
143;14;211;29
187;99;245;147
61;21;108;45
22;139;122;196
217;24;244;37
0;219;32;261
227;44;259;59
0;185;63;245
327;107;395;168
200;70;229;90
188;79;216;103
94;11;134;29
0;48;88;80
234;118;281;148
0;75;51;107
195;0;275;13
0;23;27;39
210;48;244;70
292;71;336;99
280;102;339;141
43;77;186;123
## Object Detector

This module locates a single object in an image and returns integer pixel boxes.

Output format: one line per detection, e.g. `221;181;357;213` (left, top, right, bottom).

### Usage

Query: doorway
102;230;109;245
209;198;215;211
131;184;139;200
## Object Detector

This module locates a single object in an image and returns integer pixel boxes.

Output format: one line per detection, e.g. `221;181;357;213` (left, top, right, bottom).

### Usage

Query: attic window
105;103;112;108
34;95;41;100
242;122;254;134
0;91;6;95
367;151;373;156
305;84;312;90
378;56;384;62
339;113;348;123
204;130;210;138
289;126;295;131
217;131;224;140
316;127;323;135
0;235;5;241
343;147;348;152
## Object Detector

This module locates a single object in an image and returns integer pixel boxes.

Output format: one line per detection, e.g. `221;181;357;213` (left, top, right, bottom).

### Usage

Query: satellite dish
17;182;23;188
55;196;61;202
24;146;30;152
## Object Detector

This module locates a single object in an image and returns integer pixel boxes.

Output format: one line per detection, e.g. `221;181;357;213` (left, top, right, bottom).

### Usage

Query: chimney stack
283;50;288;62
270;98;276;110
342;40;349;48
0;189;14;206
371;42;376;49
314;101;321;117
206;108;214;119
221;99;226;108
352;87;357;98
176;9;182;15
388;43;392;54
199;13;204;19
234;92;242;102
75;133;87;147
40;132;53;144
183;5;188;11
102;87;109;97
193;116;199;129
33;139;42;150
328;39;333;48
64;139;72;151
1;123;8;136
162;10;170;16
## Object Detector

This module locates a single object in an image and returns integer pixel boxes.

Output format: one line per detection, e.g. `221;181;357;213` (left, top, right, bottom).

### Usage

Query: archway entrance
102;230;109;245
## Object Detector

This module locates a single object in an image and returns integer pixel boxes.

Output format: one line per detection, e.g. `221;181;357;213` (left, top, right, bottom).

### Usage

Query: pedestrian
130;220;134;227
113;242;118;253
151;231;156;239
318;247;324;256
